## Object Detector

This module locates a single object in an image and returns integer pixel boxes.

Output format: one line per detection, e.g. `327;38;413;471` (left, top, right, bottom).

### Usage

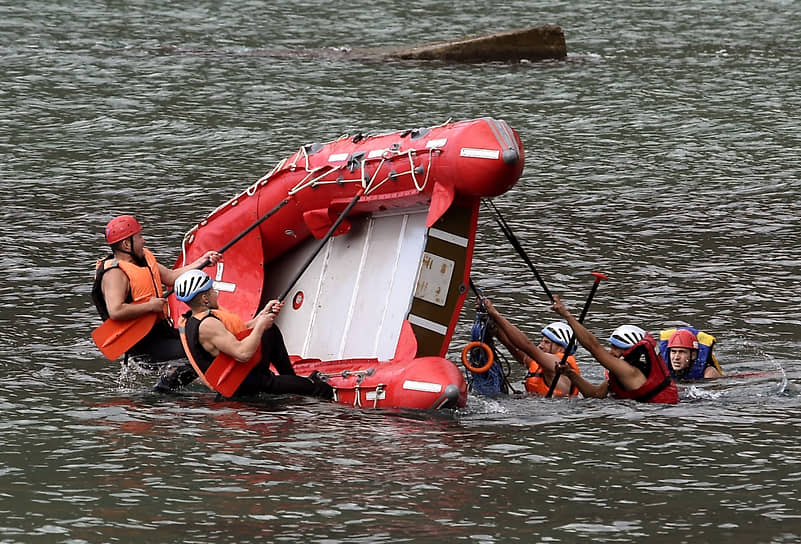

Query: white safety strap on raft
408;148;436;192
344;383;387;409
179;229;196;267
371;384;386;408
227;158;287;204
361;149;434;195
258;157;286;185
284;138;438;197
290;143;308;171
287;164;342;196
361;155;385;194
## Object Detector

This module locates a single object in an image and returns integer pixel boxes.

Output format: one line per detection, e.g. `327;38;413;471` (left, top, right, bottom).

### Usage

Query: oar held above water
545;272;608;398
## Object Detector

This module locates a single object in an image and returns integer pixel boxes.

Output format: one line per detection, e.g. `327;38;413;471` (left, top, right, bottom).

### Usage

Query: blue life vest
658;327;718;380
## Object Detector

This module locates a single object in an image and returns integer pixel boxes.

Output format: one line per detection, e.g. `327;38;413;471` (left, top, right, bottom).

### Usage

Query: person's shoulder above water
549;295;679;404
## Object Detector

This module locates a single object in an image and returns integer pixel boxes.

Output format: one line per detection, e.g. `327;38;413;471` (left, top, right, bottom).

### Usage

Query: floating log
369;25;567;63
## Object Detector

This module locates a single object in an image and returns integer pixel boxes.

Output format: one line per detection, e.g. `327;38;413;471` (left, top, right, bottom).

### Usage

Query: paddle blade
91;313;158;360
203;329;261;397
205;353;260;398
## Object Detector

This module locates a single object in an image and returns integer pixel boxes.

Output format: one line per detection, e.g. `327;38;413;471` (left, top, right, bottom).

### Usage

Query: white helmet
541;322;576;354
174;269;213;302
608;325;646;349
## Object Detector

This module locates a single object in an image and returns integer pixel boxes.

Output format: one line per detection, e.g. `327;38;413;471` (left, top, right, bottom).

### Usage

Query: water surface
2;1;800;542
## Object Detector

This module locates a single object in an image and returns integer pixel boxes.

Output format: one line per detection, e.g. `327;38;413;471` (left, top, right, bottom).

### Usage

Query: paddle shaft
163;198;293;299
545;272;607;398
483;199;554;303
215;197;290;258
468;276;487;308
92;198;291;360
214;190;365;387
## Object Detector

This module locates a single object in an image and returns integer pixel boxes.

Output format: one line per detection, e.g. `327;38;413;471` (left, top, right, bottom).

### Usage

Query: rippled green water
2;1;800;542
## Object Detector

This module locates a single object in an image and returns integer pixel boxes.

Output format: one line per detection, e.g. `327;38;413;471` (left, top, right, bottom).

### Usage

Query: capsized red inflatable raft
170;117;524;410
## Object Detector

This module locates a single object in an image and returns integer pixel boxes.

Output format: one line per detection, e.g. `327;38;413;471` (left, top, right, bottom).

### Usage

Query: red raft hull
170;117;524;410
292;356;468;410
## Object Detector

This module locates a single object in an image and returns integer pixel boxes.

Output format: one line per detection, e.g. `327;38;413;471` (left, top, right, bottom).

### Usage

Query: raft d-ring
292;291;304;310
461;341;494;373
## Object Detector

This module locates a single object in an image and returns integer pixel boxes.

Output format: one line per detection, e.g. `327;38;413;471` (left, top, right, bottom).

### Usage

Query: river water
2;1;800;542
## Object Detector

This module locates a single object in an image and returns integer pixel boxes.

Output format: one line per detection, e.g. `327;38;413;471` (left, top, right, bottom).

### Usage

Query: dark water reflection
2;0;800;542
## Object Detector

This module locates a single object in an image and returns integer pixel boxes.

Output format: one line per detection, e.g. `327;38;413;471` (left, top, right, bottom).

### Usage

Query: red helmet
667;329;698;350
105;215;142;245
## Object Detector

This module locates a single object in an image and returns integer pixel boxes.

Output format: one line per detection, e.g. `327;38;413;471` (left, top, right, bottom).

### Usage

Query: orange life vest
204;308;247;335
94;249;168;320
525;353;580;397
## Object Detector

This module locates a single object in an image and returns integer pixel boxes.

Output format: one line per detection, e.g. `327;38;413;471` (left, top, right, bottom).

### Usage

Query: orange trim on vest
178;315;212;389
525;353;580;397
210;308;247;335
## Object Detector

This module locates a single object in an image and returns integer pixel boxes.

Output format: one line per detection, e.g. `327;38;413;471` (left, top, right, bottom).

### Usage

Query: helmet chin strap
118;236;147;267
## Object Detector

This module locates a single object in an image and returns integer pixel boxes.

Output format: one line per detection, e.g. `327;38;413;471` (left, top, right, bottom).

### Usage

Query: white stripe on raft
428;228;469;247
407;313;448;335
402;380;443;393
459;147;500;159
212;281;236;293
366;390;387;401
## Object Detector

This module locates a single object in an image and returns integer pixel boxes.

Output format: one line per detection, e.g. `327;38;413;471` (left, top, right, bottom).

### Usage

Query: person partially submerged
482;298;581;397
92;214;221;390
661;328;724;380
550;295;678;405
174;269;333;400
608;324;648;358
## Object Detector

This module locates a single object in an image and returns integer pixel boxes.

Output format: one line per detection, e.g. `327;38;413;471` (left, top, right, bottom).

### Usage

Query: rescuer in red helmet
666;329;698;375
664;328;723;379
91;214;222;390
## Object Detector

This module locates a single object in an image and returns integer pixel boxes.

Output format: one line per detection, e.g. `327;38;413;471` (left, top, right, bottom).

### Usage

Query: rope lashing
461;279;512;396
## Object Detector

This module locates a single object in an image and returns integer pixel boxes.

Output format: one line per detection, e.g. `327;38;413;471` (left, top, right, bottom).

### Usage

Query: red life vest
525;352;580;397
608;334;678;404
178;308;260;396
